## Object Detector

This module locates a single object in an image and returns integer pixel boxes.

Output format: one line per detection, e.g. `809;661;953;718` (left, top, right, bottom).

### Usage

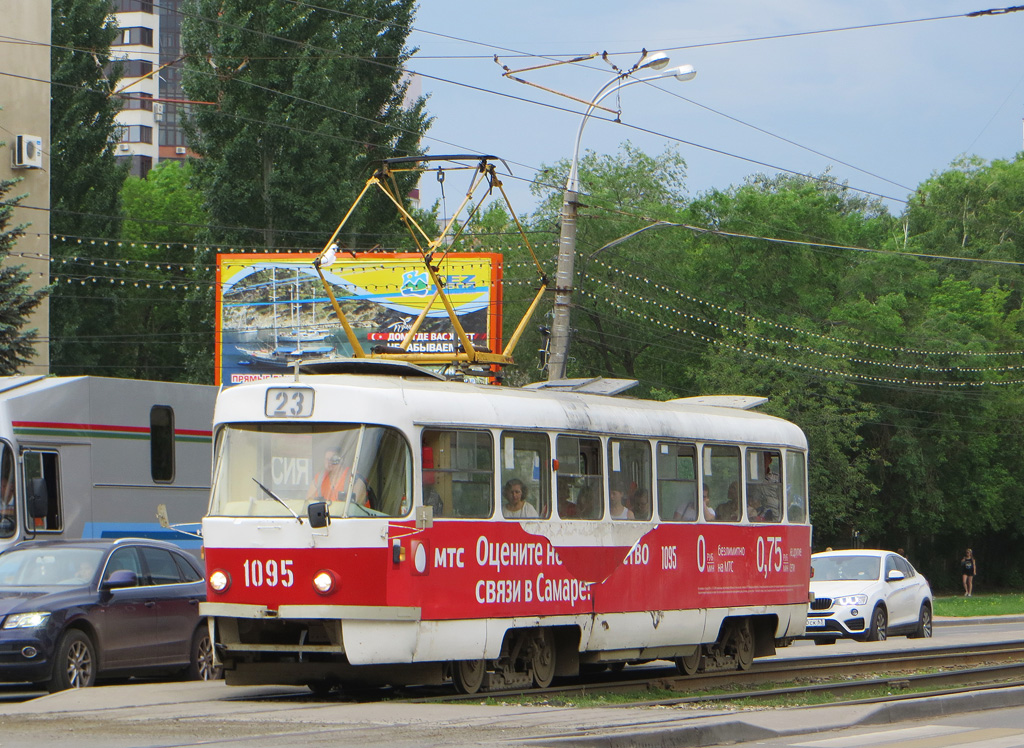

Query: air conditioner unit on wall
118;143;131;152
12;135;43;169
175;146;187;155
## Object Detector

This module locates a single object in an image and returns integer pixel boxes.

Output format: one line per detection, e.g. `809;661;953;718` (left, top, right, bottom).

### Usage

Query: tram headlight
313;570;336;595
209;569;231;593
833;594;868;607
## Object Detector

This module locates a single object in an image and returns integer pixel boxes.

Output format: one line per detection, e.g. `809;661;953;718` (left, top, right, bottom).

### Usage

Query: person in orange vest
307;449;349;503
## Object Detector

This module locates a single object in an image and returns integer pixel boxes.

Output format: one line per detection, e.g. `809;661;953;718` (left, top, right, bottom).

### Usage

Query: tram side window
703;445;741;522
23;450;62;532
746;449;782;523
607;438;651;520
421;429;493;519
785;451;808;523
556;436;603;520
657;442;698;522
499;431;550;519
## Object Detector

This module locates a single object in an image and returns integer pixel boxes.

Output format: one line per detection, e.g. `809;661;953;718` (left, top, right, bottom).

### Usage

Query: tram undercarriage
211;613;787;694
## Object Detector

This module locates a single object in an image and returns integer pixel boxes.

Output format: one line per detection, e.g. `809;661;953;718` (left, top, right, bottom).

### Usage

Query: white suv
805;550;933;643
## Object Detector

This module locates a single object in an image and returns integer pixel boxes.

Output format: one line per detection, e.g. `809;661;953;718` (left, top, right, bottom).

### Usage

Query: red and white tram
201;362;812;693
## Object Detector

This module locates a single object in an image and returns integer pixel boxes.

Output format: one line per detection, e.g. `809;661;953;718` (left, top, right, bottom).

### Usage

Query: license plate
805;618;826;627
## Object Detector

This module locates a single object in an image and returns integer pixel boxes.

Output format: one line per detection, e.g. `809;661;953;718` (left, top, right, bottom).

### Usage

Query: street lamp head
670;64;697;82
636;50;670;71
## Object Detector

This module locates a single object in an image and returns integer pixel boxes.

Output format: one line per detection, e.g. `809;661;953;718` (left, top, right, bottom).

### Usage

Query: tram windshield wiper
252;477;303;524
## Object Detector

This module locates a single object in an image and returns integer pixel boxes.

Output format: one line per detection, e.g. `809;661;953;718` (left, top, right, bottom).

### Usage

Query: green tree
99;161;212;380
0;169;48;372
181;0;430;249
49;0;128;374
180;0;431;381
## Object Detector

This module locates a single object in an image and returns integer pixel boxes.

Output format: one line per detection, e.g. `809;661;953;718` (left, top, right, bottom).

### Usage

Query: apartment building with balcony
111;0;191;177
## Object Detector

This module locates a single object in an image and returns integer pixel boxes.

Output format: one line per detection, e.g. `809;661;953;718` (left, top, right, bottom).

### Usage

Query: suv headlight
3;612;51;629
833;594;868;607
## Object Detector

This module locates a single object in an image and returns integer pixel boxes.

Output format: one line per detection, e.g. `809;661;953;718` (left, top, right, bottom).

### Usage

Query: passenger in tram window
575;484;597;519
630;488;652;521
702;485;716;520
502;478;539;519
556;477;578;518
609;482;635;520
717;482;741;522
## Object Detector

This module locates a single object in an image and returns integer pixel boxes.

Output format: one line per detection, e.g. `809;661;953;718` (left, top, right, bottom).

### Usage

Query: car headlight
833;594;868;607
3;612;51;629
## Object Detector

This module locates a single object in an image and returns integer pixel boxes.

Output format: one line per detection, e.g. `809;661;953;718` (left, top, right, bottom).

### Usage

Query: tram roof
218;370;807;449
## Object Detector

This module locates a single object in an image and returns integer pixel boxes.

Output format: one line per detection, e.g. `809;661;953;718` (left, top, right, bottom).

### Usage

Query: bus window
499;431;550;519
785;451;808;523
23;450;62;532
746;449;782;523
703;445;741;522
608;438;651;520
556;435;603;520
150;405;175;483
0;443;15;539
421;429;493;519
657;442;697;522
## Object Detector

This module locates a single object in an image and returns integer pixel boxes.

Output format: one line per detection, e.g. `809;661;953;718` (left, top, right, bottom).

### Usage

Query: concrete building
111;0;191;177
0;1;52;375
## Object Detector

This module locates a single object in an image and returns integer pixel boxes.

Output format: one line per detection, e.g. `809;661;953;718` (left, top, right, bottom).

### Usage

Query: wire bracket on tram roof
310;154;549;374
522;377;639;396
670;395;769;410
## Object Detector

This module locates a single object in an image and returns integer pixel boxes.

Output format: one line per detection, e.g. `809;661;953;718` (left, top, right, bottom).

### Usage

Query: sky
404;1;1024;219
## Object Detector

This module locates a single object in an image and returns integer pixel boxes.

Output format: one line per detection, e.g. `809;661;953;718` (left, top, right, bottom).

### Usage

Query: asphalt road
0;615;1020;748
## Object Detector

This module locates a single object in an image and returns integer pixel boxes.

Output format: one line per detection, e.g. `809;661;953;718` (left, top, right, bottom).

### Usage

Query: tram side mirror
308;501;330;529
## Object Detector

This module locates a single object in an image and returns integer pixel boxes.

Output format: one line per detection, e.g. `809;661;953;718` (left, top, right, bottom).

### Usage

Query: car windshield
812;555;880;582
0;547;105;586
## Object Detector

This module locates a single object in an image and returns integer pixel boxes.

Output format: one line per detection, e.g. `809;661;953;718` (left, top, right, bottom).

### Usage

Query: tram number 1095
242;559;295;588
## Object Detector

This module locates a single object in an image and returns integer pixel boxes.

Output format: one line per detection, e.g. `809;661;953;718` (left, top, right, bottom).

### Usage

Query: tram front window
208;423;412;519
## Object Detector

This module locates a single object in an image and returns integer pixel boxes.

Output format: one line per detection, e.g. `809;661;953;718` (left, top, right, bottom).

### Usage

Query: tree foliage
49;0;128;375
0;169;48;372
525;147;1024;590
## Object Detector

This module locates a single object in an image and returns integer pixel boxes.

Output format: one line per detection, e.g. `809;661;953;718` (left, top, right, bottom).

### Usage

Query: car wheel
48;630;96;692
909;602;933;639
187;627;221;681
864;606;888;642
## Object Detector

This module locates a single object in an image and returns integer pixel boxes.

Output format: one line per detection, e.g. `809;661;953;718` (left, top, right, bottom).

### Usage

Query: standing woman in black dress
961;548;977;597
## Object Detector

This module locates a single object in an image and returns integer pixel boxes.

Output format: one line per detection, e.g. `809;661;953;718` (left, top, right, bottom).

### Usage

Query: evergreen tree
49;0;128;375
0;168;49;373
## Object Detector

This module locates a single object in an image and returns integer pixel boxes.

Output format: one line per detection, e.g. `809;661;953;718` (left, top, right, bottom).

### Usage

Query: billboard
216;253;503;386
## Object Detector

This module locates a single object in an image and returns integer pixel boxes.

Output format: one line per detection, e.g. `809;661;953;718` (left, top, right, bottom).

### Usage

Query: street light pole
546;55;695;381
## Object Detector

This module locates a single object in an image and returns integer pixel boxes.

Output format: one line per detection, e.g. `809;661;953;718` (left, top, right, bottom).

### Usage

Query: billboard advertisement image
216;253;503;386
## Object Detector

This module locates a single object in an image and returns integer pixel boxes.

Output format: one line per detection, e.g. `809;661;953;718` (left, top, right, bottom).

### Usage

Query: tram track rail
404;640;1024;706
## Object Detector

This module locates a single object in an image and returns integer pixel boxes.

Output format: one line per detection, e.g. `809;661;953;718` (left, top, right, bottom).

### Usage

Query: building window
119;92;154;111
119;125;153;144
116;154;153;178
116;59;153;78
114;0;154;11
119;27;154;46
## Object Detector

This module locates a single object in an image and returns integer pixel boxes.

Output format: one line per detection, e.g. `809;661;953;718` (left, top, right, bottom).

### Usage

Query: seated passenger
502;478;538;519
630;488;651;521
609;482;635;520
716;482;741;522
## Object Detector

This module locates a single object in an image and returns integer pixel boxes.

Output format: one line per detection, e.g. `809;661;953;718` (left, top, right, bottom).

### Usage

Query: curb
935;614;1024;627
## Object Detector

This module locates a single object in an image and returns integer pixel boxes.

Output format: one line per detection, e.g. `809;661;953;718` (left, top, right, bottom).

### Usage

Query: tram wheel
726;619;754;671
452;659;486;694
531;629;556;688
675;646;701;676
